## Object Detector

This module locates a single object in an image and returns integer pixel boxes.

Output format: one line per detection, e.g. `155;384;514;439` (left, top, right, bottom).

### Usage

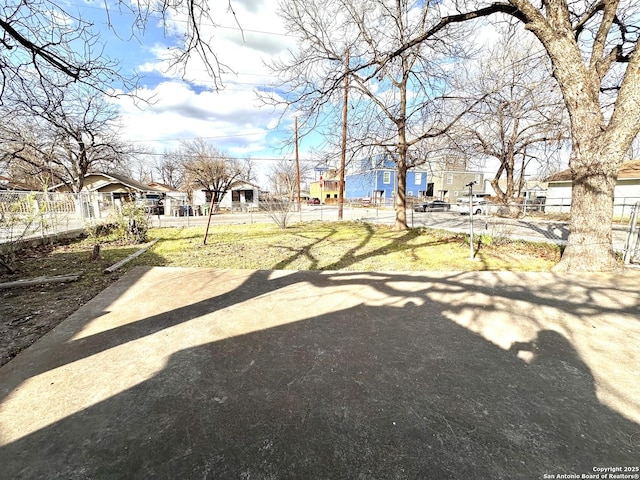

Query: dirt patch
0;240;139;367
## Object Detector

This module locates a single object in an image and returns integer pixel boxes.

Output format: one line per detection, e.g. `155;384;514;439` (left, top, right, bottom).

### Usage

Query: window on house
383;171;391;184
408;191;414;196
454;191;459;196
415;172;422;185
447;174;454;185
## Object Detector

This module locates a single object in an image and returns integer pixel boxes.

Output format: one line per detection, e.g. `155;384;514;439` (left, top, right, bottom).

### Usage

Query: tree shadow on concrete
0;269;638;479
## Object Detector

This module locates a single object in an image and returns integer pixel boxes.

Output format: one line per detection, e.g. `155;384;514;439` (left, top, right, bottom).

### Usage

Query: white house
546;160;640;216
192;181;261;213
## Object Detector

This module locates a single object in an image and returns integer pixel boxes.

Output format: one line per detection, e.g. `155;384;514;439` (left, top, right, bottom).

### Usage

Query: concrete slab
1;267;639;479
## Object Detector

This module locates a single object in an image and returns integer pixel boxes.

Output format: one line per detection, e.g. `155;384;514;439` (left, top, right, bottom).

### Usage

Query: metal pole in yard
295;117;301;213
466;181;476;260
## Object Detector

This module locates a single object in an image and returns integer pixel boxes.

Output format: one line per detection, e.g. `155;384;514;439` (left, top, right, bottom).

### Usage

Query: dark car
413;200;451;212
307;197;321;205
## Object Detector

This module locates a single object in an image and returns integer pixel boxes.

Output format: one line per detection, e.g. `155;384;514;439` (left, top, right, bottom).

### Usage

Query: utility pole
466;181;477;259
338;50;349;220
295;116;301;212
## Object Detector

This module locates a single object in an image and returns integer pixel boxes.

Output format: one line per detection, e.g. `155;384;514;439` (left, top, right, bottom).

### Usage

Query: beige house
430;170;485;203
546;160;640;216
49;172;166;218
51;172;162;196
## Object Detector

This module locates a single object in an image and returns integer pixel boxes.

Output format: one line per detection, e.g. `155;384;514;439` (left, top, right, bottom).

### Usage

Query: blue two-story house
345;154;429;204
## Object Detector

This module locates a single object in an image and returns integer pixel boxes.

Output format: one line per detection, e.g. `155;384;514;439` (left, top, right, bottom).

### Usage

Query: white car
458;200;488;215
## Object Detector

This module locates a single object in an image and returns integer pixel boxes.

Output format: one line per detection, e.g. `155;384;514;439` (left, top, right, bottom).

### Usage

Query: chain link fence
2;191;638;257
527;197;640;218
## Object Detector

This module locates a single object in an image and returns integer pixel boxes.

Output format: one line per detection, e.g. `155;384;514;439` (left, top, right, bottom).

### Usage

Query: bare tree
0;84;132;192
381;0;640;271
114;155;156;185
268;159;312;201
240;158;259;185
269;0;473;230
1;0;232;101
0;120;55;189
154;152;186;189
455;35;569;205
178;139;248;210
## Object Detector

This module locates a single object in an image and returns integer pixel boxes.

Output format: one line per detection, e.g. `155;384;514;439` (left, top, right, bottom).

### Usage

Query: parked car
459;200;488;215
413;200;451;212
307;197;321;205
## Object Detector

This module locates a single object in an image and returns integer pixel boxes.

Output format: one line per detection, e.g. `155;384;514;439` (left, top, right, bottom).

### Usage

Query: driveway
1;267;638;478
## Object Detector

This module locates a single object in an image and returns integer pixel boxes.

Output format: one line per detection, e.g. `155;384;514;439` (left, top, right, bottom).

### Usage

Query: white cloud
116;81;277;153
114;0;297;167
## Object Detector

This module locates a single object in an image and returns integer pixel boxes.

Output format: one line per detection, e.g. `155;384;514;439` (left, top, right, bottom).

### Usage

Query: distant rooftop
546;160;640;182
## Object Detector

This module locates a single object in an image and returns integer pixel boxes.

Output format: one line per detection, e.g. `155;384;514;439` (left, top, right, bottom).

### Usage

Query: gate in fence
0;191;118;244
623;202;640;265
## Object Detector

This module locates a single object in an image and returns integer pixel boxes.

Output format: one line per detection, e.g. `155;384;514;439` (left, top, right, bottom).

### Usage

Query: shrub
116;203;150;243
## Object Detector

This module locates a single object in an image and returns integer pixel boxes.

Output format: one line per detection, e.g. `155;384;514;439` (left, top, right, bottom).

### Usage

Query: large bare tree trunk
523;2;632;271
557;152;620;271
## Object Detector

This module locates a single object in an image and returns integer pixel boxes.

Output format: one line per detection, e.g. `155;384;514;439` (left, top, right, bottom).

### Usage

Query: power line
140;152;322;162
123;131;283;143
64;1;295;38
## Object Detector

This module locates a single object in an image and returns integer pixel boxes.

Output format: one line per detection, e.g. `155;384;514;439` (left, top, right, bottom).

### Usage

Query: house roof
230;180;261;189
546;160;640;182
148;182;180;192
93;172;163;192
50;172;164;193
0;175;32;191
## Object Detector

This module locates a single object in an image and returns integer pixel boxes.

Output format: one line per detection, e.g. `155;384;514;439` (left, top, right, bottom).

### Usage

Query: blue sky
70;0;324;186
